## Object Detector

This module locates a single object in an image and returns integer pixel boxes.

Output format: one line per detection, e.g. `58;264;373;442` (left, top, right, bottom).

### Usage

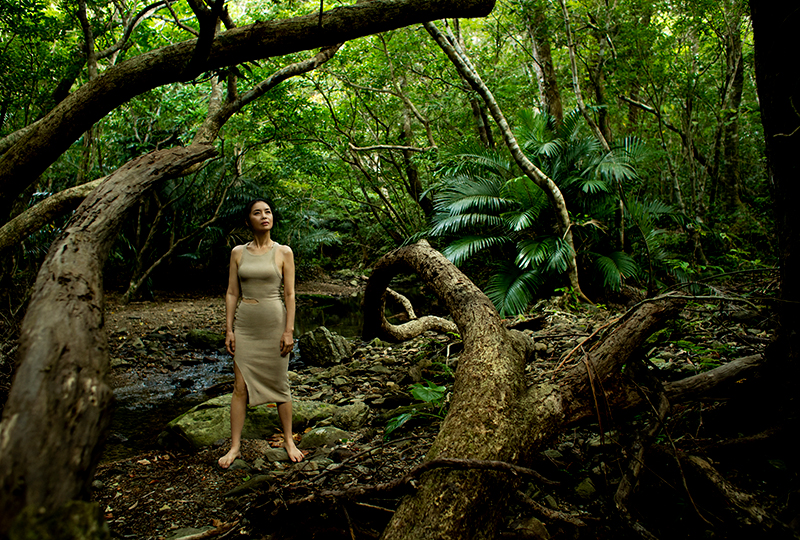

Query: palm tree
427;110;645;316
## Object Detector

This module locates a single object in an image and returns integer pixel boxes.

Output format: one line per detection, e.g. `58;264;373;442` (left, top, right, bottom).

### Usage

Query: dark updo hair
243;198;277;230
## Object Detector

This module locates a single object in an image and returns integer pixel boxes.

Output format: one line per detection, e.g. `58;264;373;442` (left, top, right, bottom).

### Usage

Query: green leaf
441;235;510;265
593;251;639;292
385;412;414;437
410;381;447;403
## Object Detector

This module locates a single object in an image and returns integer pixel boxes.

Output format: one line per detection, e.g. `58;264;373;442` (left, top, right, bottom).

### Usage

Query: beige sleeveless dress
234;243;291;405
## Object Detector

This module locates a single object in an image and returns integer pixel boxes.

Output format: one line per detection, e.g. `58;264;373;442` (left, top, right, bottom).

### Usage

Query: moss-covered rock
160;396;341;449
185;329;225;350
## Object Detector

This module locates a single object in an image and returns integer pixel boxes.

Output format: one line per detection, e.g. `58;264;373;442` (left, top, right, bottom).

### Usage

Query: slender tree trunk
424;21;588;301
718;9;746;214
527;0;563;126
0;145;216;536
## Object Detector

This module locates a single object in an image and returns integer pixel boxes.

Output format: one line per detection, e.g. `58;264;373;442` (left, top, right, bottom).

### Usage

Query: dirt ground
96;281;437;540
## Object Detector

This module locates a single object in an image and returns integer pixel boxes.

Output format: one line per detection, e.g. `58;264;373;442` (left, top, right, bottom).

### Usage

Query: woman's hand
280;331;294;357
225;330;236;356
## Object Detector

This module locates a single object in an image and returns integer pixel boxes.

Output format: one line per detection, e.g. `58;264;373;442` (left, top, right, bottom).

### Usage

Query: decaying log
664;354;763;402
0;145;217;535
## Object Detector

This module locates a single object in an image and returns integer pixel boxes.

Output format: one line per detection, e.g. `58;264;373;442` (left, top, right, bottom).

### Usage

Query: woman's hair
243;198;276;230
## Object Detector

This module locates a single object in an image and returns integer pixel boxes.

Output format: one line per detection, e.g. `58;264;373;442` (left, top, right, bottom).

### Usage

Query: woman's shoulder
230;244;246;263
276;243;293;256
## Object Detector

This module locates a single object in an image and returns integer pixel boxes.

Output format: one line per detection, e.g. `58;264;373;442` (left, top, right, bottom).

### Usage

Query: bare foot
218;447;240;469
284;439;304;463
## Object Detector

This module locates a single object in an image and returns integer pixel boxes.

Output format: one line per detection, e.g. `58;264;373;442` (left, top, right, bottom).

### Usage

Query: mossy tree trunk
0;145;216;536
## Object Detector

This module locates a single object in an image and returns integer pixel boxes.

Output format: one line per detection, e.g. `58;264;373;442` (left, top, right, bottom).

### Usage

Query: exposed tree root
288;457;557;507
683;454;795;537
614;392;670;540
516;489;587;528
363;247;459;342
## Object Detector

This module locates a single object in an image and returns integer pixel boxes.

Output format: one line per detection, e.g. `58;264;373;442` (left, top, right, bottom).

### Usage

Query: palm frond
433;174;505;214
595;158;639;183
555;109;585;141
501;176;548;212
616;136;649;163
547;236;574;274
578;176;611;194
429;213;508;236
504;207;543;232
516;235;572;271
593;251;640;291
436;145;514;179
442;235;510;265
485;261;543;317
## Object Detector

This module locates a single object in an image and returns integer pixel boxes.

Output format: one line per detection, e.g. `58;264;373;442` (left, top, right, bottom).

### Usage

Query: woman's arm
225;246;242;356
279;245;296;357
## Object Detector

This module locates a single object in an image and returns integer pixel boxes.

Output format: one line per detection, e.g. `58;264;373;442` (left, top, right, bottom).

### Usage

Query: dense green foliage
0;0;771;314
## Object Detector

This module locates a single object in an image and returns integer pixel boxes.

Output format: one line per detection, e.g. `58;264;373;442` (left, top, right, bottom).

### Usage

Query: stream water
103;294;366;462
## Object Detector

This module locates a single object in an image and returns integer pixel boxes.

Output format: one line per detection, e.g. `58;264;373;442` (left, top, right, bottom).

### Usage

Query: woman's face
248;201;273;232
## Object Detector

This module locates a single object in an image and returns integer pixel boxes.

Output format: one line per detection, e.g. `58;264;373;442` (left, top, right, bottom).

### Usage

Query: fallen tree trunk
361;242;686;538
0;144;217;536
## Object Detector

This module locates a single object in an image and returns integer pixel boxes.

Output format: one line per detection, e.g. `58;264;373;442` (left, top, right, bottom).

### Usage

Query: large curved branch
0;178;104;252
194;44;343;145
366;286;458;342
0;0;496;214
0;144;217;535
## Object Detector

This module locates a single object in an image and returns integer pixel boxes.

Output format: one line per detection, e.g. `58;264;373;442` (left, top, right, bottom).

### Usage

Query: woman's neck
250;232;273;249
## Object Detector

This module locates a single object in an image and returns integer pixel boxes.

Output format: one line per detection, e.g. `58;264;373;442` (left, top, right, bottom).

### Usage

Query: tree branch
0;0;497;215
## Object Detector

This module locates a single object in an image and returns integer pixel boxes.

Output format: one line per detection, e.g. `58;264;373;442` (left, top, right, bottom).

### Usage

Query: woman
218;198;304;468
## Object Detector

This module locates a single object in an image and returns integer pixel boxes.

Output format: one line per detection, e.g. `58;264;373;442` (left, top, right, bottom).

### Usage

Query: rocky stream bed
92;277;787;540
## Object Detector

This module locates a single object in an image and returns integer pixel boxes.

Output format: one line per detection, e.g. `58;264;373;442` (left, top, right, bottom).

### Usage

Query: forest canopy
0;0;772;312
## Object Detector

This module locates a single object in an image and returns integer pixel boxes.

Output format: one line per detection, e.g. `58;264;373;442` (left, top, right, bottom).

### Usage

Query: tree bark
0;0;496;219
526;0;563;126
0;178;103;252
0;144;217;536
